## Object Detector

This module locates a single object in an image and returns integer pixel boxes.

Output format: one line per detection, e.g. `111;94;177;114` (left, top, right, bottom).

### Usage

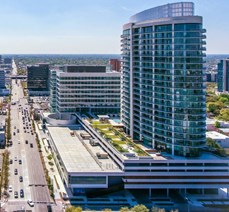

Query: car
27;199;34;207
19;159;22;164
18;140;20;144
25;140;28;144
13;132;15;136
14;126;16;129
14;191;18;198
9;159;13;164
24;131;26;133
30;143;33;148
9;140;12;146
20;189;24;198
17;129;19;133
14;157;17;161
19;176;23;182
14;169;18;175
8;185;13;192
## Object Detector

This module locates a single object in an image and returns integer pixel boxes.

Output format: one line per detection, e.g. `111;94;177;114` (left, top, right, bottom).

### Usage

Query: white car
14;157;17;161
27;199;34;207
8;185;13;192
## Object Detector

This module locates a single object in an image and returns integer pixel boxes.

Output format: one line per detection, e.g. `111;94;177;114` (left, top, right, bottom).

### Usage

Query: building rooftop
130;2;194;23
206;131;229;140
47;126;121;173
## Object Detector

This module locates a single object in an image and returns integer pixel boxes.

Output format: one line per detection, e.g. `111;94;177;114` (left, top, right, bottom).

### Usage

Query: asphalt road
6;79;52;212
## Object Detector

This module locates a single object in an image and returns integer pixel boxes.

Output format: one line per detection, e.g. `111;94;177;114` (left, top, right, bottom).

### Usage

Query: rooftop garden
90;119;149;157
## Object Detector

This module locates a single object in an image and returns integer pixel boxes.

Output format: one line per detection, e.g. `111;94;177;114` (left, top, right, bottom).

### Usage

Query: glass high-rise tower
121;2;206;157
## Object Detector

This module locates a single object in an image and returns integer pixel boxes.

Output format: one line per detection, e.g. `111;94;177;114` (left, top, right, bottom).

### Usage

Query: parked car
27;199;34;207
14;191;18;198
8;185;13;192
20;189;24;198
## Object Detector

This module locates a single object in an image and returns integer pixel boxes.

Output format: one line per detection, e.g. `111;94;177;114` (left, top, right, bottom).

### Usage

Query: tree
120;207;130;212
207;102;224;115
215;121;220;128
219;97;228;103
131;204;149;212
102;209;112;212
219;108;229;121
66;206;82;212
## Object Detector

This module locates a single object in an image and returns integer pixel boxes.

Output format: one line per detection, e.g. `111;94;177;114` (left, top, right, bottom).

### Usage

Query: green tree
219;108;229;121
207;102;224;115
66;206;82;212
206;95;218;103
219;97;228;103
215;121;220;128
131;204;149;212
120;207;130;212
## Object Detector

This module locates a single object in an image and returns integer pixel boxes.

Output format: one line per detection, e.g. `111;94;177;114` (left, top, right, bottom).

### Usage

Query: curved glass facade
121;3;206;157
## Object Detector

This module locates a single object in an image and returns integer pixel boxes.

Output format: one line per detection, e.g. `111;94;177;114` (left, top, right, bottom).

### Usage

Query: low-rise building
206;131;229;148
47;115;229;198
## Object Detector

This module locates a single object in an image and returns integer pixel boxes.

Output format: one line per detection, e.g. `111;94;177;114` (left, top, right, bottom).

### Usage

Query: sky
0;0;228;54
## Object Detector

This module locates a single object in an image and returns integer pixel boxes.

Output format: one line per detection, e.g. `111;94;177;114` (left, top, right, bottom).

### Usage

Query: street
5;79;52;211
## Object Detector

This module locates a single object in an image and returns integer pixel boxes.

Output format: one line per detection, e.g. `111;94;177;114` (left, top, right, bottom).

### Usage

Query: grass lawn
90;120;148;156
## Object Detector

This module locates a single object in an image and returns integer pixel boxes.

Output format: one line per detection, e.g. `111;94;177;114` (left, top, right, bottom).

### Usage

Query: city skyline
0;0;228;54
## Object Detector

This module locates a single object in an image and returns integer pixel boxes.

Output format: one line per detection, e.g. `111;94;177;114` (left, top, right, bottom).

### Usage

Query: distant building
27;63;50;96
109;59;121;72
206;72;217;82
3;57;12;64
0;70;9;96
206;131;229;148
0;70;5;88
218;59;229;92
50;65;121;115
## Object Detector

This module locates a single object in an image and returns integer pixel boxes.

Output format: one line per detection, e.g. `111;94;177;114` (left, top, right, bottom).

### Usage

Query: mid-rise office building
218;59;229;92
27;63;50;96
50;65;121;115
121;2;206;157
49;70;57;112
